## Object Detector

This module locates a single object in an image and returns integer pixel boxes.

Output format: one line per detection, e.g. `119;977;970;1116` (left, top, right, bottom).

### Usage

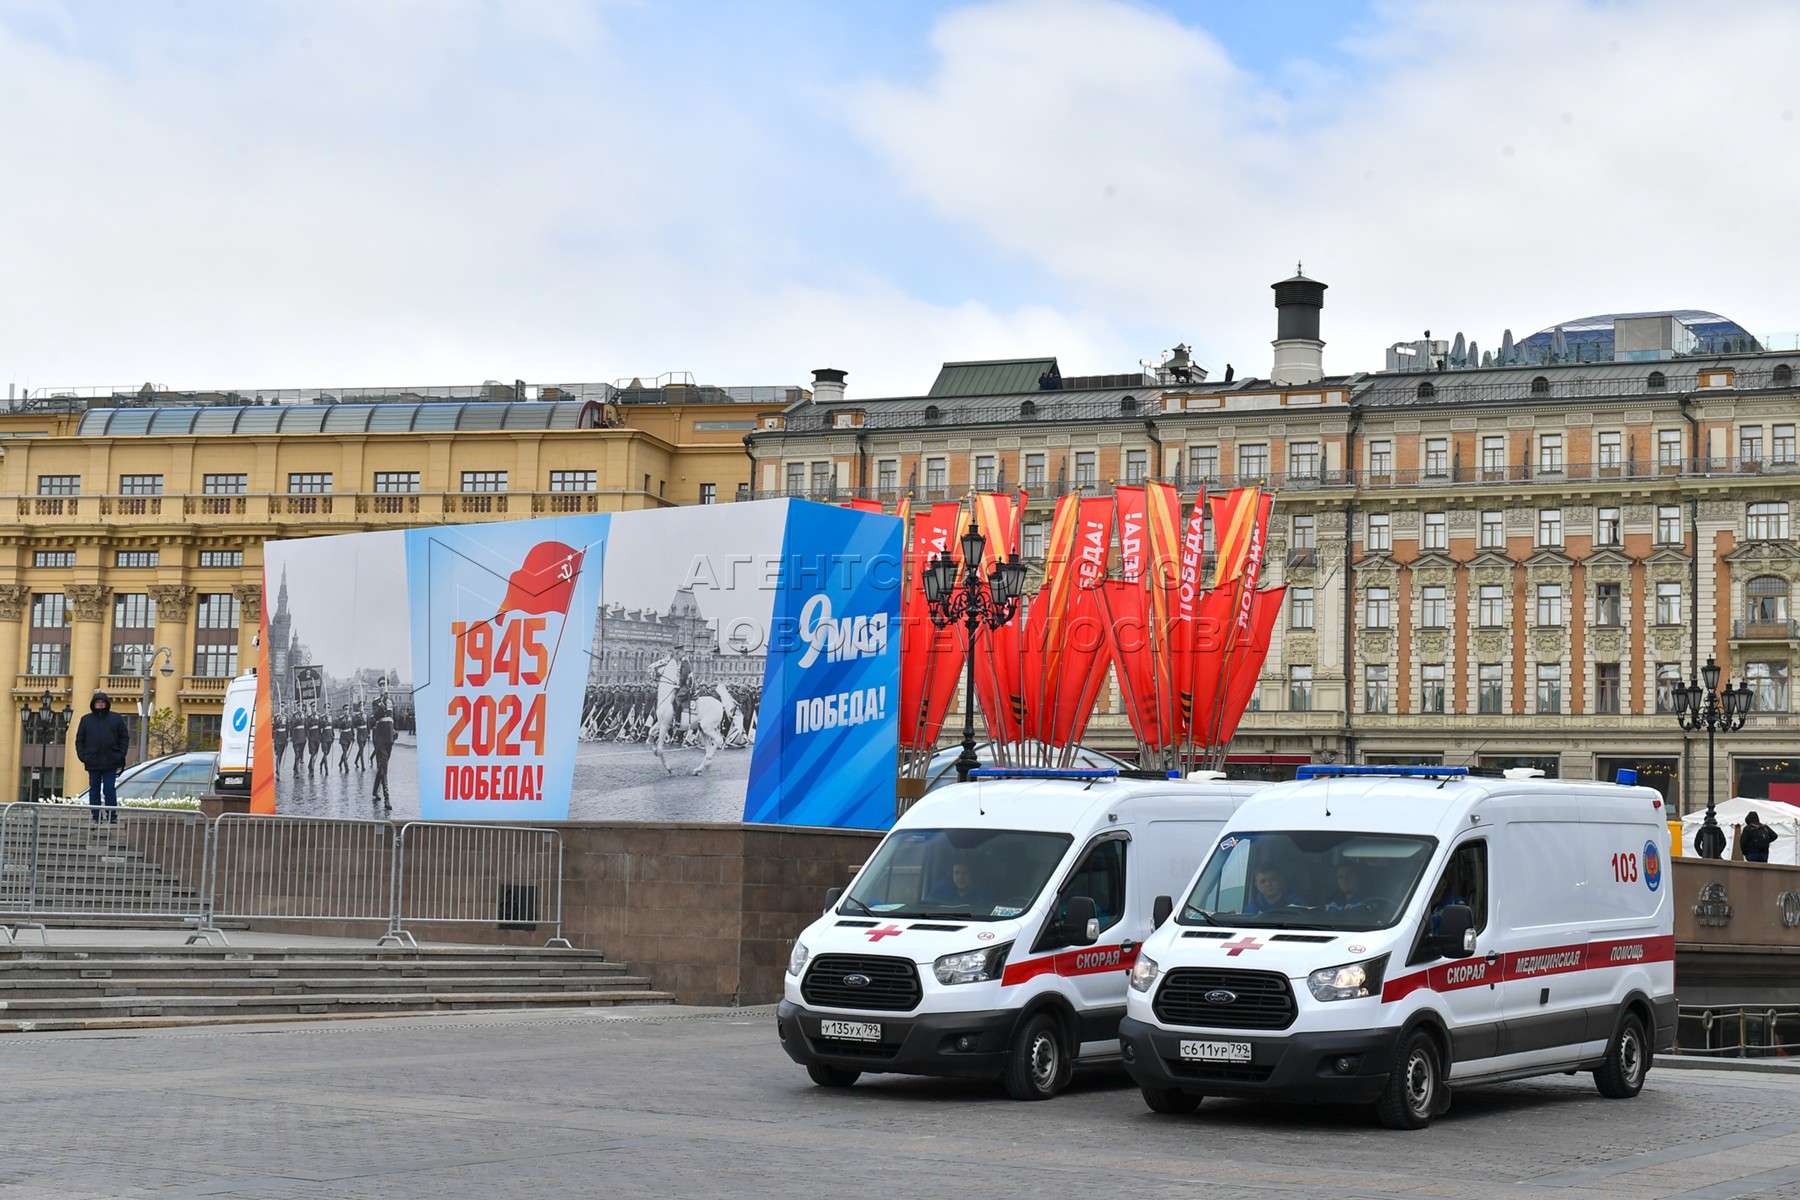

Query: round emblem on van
842;974;872;988
1644;840;1662;893
1202;989;1238;1005
976;932;995;941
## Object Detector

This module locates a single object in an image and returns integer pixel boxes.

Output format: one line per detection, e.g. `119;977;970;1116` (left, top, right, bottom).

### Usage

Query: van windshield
841;828;1073;921
1180;830;1438;932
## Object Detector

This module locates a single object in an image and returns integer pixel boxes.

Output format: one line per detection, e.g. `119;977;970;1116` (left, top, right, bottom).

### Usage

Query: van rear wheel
806;1063;860;1088
1375;1031;1441;1130
1141;1085;1203;1114
1594;1013;1649;1099
1003;1013;1068;1101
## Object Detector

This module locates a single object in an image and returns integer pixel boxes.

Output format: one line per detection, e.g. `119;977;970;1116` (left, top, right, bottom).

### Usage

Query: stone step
0;989;675;1025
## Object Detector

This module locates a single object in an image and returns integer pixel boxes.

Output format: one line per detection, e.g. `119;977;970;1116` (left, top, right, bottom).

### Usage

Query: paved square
3;1007;1799;1199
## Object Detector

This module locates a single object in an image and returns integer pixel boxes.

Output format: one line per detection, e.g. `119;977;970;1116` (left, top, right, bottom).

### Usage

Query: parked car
72;751;218;804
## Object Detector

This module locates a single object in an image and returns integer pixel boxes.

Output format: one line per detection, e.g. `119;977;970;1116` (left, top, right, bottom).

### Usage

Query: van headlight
788;941;809;977
1307;954;1389;1002
1129;953;1160;993
933;943;1011;985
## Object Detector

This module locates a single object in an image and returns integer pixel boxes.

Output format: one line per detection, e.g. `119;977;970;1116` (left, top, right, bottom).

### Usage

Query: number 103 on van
1609;852;1640;883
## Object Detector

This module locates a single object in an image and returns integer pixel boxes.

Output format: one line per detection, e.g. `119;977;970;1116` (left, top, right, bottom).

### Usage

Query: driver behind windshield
1325;863;1369;912
926;858;991;911
1244;864;1305;915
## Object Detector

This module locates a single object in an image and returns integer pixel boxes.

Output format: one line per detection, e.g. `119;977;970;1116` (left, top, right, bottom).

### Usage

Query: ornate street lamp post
924;521;1028;784
21;690;68;803
1674;655;1753;859
138;646;176;764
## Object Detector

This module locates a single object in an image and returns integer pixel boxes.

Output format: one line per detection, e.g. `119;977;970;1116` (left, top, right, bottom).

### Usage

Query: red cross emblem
1221;935;1264;956
866;924;903;942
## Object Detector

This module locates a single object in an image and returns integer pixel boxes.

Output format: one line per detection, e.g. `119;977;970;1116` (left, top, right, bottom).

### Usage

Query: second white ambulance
777;768;1263;1099
1120;766;1676;1128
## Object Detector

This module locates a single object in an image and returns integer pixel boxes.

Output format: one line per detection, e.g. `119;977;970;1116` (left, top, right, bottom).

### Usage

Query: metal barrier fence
0;807;570;949
1677;1005;1800;1059
386;822;570;949
0;804;211;943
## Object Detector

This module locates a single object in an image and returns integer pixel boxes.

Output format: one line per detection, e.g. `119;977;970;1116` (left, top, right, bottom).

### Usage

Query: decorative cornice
148;585;194;621
0;585;28;621
66;584;109;623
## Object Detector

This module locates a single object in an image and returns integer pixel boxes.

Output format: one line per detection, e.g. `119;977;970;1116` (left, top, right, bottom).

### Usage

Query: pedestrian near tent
1739;812;1778;863
73;690;130;825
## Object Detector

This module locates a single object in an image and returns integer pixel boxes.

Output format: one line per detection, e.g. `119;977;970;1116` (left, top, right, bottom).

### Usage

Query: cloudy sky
2;0;1794;399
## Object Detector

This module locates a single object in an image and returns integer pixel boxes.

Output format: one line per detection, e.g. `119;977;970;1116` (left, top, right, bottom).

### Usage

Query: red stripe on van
999;943;1141;987
1380;934;1673;1004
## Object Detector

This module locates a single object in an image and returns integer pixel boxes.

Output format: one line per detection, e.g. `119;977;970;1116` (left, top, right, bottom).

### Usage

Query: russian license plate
1179;1040;1251;1064
819;1020;881;1042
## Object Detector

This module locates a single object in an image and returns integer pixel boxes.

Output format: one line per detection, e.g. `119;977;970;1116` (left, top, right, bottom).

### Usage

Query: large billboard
254;500;901;829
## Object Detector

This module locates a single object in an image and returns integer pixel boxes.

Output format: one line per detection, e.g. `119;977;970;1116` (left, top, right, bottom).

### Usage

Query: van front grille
802;955;922;1012
1153;968;1297;1030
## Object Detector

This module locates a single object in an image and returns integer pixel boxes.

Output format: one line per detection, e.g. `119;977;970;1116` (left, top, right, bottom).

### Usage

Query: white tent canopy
1679;797;1800;863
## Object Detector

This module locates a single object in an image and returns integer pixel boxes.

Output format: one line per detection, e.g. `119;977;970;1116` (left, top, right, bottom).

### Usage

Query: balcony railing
12;675;71;697
1733;619;1800;639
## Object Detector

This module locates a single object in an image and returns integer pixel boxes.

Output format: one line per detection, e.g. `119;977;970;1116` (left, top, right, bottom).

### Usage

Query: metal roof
781;387;1169;433
928;358;1059;398
1355;354;1795;408
75;400;594;437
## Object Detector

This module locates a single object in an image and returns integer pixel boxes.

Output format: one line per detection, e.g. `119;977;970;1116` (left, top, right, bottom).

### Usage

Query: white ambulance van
1119;765;1675;1129
777;768;1264;1100
212;669;258;795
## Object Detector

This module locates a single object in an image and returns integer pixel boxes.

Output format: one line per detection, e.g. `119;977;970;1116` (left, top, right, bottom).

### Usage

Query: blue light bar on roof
1296;765;1470;780
966;767;1119;781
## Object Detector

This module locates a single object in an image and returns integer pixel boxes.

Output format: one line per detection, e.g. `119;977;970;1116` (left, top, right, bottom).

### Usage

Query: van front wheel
1003;1013;1068;1101
1594;1013;1649;1099
1375;1031;1442;1130
806;1064;860;1088
1141;1085;1203;1114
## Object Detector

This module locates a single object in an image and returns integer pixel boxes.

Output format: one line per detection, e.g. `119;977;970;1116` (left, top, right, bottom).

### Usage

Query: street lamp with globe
923;521;1029;784
1673;655;1753;859
21;690;69;802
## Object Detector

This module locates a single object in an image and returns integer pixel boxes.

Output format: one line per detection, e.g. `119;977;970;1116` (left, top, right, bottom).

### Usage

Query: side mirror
1152;895;1174;929
1065;896;1098;946
825;886;843;908
1436;904;1475;959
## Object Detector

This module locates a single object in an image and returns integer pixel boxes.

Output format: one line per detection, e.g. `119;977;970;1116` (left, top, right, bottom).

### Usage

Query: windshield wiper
839;894;876;917
1182;907;1219;926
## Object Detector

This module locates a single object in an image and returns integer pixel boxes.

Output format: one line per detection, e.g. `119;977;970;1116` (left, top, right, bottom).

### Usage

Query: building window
115;551;159;568
1653;505;1681;545
1187;446;1218;482
193;593;241;677
1022;523;1045;560
1598;431;1623;469
1478;584;1505;627
1367;440;1393;478
1288;665;1313;712
1777;364;1796;387
1748;661;1789;712
1536;584;1563;627
1291;514;1315;550
1424;437;1448;477
203;474;247;495
877;460;898;492
1594;663;1622;714
1775;424;1797;464
1480;435;1506;478
1747;576;1790;624
118;474;163;495
287;473;332;494
923;405;940;424
187;714;223;752
37;475;80;495
926;458;948;490
373;472;420;493
1288;442;1320;476
1073;452;1097;486
1366;513;1390;552
1417;382;1436;400
1536;664;1561;714
1238;444;1269;477
1741;426;1765;465
975;454;998;490
28;594;70;676
1290;587;1314;629
1598;507;1621;546
1595;582;1622;627
1365;665;1390;714
1024;453;1047;486
698;483;716;505
1530;376;1550;395
1656;664;1683;715
1478;664;1503;714
461;471;507;493
1420;664;1446;714
1422;512;1447;551
33;551;74;568
785;463;805;494
1365;587;1392;629
1480;510;1505;550
1657;428;1683;467
1748;501;1791;541
1655;582;1682;626
1537;509;1562;546
199;550;243;568
1124;449;1147;484
196;592;239;630
110;593;157;674
1647;371;1667;390
549;471;596;492
1120;396;1138;415
809;462;832;495
1421;585;1447;628
1020;400;1037;419
1537;434;1563;473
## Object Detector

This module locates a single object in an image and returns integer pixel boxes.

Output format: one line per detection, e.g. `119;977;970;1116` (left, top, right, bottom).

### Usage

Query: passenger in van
926;859;992;911
1245;866;1305;915
1325;863;1370;912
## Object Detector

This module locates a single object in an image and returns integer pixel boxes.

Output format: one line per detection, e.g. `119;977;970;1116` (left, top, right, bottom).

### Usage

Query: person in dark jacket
1740;812;1778;863
74;690;130;824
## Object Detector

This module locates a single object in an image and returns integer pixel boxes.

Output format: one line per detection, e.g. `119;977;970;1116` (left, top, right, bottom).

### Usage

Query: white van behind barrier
213;670;258;795
1120;766;1675;1128
778;768;1263;1100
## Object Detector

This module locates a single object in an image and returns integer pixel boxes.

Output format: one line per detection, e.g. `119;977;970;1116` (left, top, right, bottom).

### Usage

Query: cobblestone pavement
5;1006;1800;1199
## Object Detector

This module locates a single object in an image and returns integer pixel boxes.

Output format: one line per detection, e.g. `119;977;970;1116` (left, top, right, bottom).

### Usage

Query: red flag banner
1185;584;1240;746
898;502;963;751
1100;580;1169;749
1175;495;1208;621
1142;482;1184;745
1115;485;1148;585
1215;586;1287;745
1209;488;1263;590
843;498;884;514
497;541;584;619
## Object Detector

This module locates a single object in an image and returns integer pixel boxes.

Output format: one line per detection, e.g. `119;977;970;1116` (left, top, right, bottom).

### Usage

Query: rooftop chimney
1270;265;1327;386
811;367;847;406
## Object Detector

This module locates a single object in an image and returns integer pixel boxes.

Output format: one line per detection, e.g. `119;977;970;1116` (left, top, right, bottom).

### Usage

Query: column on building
63;584;110;769
231;584;262;678
149;585;194;727
0;586;28;801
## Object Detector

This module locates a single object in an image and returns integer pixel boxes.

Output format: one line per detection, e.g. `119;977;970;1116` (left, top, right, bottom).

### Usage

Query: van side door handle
1484;951;1499;965
1121;939;1137;955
